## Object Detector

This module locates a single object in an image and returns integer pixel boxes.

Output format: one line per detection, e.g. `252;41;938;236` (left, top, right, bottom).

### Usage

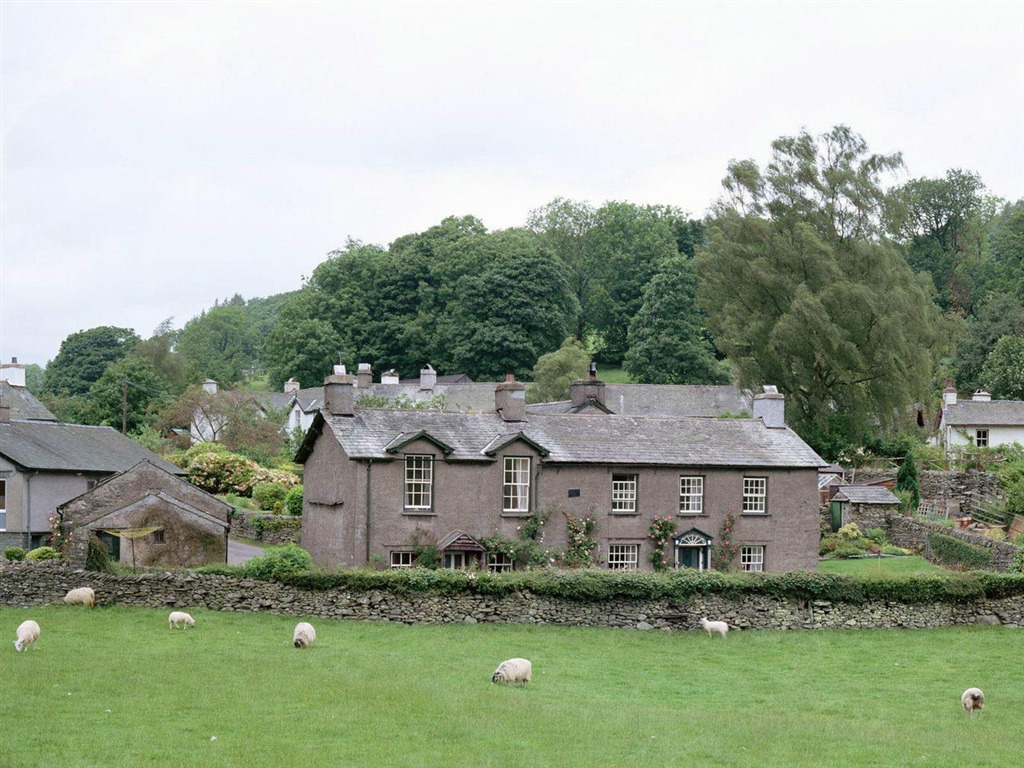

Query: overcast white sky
2;1;1022;368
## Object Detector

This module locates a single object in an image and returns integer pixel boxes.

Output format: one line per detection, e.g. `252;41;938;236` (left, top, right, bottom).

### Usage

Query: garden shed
830;484;901;533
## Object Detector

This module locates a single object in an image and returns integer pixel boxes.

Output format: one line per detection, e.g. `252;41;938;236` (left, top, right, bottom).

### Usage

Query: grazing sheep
168;611;195;630
699;617;729;637
491;658;532;685
961;688;985;717
14;620;40;652
63;587;95;607
293;622;316;648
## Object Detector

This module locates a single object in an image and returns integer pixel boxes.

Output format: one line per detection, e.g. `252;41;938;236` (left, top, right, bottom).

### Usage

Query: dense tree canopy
980;334;1024;400
698;126;946;454
44;326;140;397
624;256;728;385
178;305;259;387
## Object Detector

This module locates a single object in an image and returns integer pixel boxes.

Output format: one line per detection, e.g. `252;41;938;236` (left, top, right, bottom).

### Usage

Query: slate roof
304;410;826;468
0;420;186;475
528;384;751;417
833;485;900;505
0;381;58;421
943;400;1024;427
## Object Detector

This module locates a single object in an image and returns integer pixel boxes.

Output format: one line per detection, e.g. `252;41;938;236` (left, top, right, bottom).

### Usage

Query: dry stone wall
231;512;301;545
852;468;1004;514
3;562;1021;630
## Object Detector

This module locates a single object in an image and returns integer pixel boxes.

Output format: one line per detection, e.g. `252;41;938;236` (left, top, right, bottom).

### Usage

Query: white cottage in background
937;383;1024;450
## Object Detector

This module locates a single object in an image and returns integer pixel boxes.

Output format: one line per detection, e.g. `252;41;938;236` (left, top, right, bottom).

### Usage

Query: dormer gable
480;431;551;458
384;430;455;456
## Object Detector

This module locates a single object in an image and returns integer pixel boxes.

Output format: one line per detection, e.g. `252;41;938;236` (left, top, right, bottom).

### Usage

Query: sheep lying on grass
14;620;40;652
169;612;195;630
64;587;95;607
491;658;532;685
699;617;729;637
961;688;985;718
293;622;316;648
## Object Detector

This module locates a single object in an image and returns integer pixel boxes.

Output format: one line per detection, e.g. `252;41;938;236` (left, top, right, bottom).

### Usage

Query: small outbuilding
59;461;231;568
830;484;901;533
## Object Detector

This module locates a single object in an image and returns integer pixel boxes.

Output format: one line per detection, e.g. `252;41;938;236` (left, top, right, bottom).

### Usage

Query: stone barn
59;461;230;568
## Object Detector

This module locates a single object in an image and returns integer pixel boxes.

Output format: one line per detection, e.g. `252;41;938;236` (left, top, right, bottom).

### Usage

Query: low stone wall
2;562;1021;630
888;515;1019;571
231;512;301;546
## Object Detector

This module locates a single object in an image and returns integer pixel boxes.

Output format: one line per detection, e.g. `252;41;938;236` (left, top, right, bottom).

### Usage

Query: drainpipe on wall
365;460;373;565
24;470;39;550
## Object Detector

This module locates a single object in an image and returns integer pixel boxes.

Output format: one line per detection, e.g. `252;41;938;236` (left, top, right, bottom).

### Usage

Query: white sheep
961;687;985;717
14;620;40;652
293;622;316;648
699;617;729;637
169;611;196;630
63;587;96;607
491;657;532;685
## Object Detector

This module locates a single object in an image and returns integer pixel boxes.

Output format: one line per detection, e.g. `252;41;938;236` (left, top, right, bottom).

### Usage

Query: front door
443;552;465;570
97;531;121;563
831;501;842;532
676;546;704;570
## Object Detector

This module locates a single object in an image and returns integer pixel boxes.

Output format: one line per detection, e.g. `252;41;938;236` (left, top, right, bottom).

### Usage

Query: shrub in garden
188;451;262;495
927;532;992;570
252;482;288;512
1008;549;1024;574
243;543;313;580
285;485;303;516
3;546;26;561
26;546;62;561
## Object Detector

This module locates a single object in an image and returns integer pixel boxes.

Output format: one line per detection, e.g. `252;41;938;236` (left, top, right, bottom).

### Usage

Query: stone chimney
381;369;400;385
753;385;785;428
419;364;437;391
495;374;526;422
284;378;300;395
324;374;356;417
570;362;606;408
0;357;26;387
943;378;958;406
202;379;218;394
972;390;992;402
357;363;373;389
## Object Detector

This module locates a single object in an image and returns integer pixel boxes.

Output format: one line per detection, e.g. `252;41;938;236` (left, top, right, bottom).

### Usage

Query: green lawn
818;555;948;576
2;606;1020;767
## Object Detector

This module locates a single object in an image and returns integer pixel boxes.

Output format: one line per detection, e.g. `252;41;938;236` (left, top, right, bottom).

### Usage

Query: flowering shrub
563;512;598;567
647;515;677;571
711;513;740;571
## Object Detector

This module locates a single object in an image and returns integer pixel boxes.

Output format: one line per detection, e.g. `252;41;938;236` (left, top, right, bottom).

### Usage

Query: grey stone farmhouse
296;374;825;573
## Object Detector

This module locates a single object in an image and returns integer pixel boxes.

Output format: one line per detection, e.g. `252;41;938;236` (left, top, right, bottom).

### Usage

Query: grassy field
2;606;1021;768
818;555;948;576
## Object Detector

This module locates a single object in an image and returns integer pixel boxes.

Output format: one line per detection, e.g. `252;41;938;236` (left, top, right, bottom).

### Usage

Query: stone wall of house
851;469;1004;514
231;512;301;546
3;562;1021;630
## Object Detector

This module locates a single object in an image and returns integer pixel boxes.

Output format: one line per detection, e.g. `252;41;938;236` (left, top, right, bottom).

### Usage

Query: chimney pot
495;378;527;422
752;386;786;428
356;363;373;389
202;379;218;395
419;364;437;391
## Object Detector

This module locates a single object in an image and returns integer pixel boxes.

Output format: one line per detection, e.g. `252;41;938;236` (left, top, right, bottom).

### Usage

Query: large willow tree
697;126;947;455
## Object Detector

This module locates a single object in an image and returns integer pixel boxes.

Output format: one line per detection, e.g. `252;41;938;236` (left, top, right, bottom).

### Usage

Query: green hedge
272;568;1024;604
927;532;993;570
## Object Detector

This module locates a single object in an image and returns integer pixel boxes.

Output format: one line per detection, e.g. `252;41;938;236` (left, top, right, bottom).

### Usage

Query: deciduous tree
44;326;140;397
698;126;946;454
527;338;591;403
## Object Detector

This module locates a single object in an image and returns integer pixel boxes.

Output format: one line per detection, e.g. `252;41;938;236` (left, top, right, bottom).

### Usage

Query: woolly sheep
491;658;532;685
63;587;95;607
961;687;985;717
293;622;316;648
169;611;195;630
14;620;40;652
699;617;729;637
